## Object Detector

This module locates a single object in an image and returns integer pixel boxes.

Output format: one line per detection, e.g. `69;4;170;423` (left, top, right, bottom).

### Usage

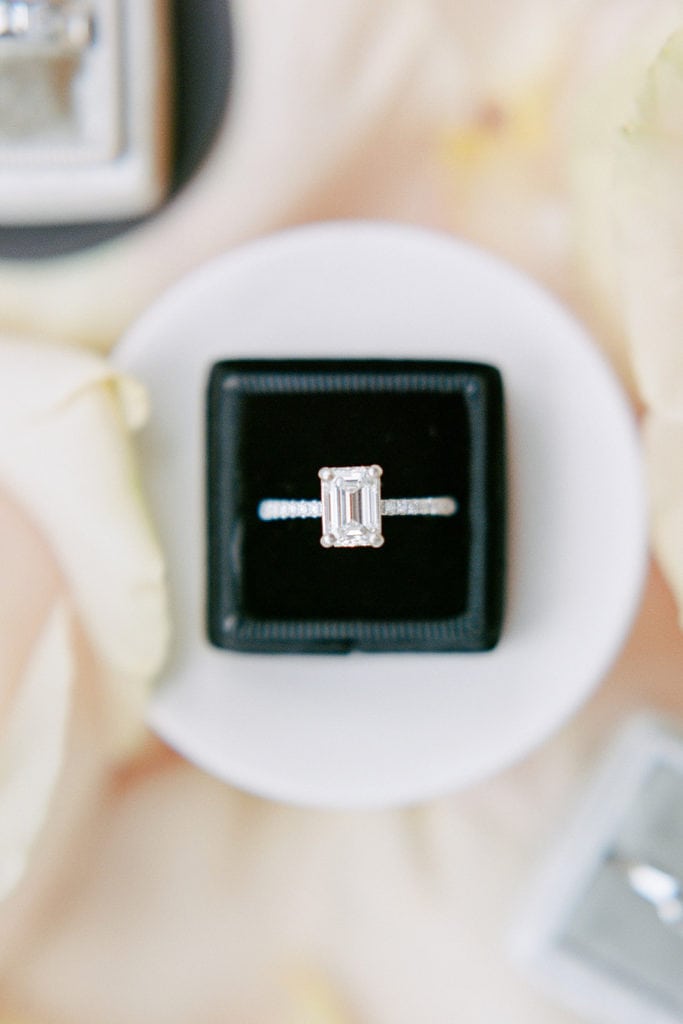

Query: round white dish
115;221;647;808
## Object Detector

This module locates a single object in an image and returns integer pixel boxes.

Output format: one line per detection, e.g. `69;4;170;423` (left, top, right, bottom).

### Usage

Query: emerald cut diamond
319;465;384;548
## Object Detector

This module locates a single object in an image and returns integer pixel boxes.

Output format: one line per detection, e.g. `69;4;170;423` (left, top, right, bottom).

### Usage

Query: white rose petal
613;27;683;416
0;602;72;902
571;0;683;384
573;13;683;623
0;338;169;754
607;25;683;622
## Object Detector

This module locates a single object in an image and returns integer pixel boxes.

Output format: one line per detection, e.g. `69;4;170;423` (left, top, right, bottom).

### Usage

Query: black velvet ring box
206;359;506;654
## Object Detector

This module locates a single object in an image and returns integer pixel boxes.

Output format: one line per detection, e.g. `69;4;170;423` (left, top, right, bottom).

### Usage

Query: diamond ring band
258;464;457;549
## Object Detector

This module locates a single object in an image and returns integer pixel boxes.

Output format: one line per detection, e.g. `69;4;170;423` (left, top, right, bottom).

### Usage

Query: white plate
115;221;647;808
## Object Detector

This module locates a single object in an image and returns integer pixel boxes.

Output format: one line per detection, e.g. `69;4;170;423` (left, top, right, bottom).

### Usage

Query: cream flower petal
576;23;683;622
572;2;683;276
613;26;683;416
0;338;168;753
571;11;683;623
0;601;72;902
571;2;683;383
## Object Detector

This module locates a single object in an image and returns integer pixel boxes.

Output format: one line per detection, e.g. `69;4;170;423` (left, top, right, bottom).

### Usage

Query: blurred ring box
510;715;683;1024
0;0;170;224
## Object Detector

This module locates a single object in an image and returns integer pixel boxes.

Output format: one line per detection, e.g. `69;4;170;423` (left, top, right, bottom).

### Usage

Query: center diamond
319;465;384;548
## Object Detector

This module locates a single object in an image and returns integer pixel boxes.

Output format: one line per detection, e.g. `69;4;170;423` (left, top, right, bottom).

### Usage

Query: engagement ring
258;464;457;549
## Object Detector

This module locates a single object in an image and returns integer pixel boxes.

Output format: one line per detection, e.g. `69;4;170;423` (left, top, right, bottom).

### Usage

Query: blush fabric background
2;2;683;1022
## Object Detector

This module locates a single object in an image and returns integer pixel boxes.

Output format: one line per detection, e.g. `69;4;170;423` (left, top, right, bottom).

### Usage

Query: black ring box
207;359;506;653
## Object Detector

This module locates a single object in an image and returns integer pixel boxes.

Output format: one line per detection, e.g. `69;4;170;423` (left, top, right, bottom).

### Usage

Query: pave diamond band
258;499;324;521
257;464;457;549
382;497;456;516
258;497;457;520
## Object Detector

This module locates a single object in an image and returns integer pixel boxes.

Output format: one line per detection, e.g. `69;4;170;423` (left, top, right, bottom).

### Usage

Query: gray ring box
511;715;683;1024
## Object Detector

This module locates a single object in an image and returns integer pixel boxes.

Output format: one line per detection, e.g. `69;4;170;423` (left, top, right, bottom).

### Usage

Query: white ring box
0;0;170;224
511;715;683;1024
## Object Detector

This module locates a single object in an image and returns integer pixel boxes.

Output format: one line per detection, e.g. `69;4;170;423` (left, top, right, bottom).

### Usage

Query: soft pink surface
2;2;683;1022
2;559;683;1023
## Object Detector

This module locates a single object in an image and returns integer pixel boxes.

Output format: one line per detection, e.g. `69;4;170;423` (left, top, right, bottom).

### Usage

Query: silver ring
0;0;92;56
609;852;683;929
258;464;457;549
